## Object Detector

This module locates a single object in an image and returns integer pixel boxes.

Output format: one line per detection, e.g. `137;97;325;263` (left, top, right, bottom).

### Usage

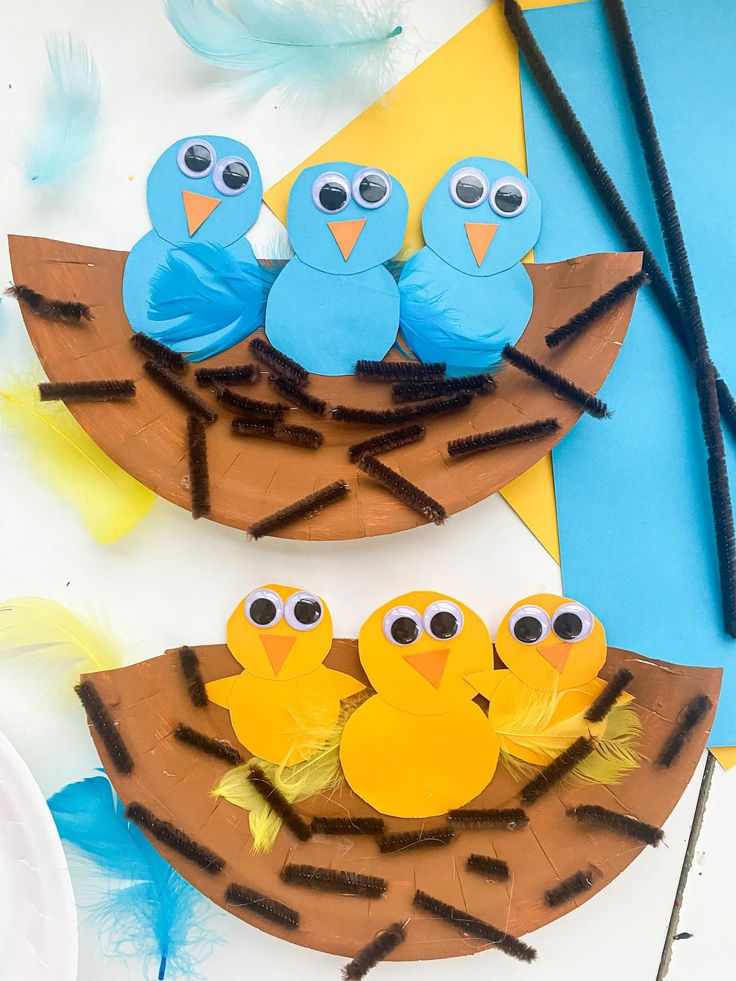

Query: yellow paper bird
206;585;365;766
340;590;500;818
467;593;635;770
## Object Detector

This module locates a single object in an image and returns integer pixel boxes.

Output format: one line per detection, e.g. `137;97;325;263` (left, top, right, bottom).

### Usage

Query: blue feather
48;775;217;980
147;242;277;360
26;33;100;185
165;0;404;101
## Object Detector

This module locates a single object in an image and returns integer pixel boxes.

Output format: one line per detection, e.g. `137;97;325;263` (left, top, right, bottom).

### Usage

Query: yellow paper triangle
710;746;736;770
265;0;573;562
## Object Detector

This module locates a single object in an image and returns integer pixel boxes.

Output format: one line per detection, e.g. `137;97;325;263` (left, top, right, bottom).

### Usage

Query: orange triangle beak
259;634;296;676
536;642;572;673
403;648;450;689
182;189;221;236
465;222;498;266
328;218;367;261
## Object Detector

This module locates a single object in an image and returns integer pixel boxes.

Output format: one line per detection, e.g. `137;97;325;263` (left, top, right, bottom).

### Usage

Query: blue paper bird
123;135;267;361
48;774;216;980
265;161;408;375
398;157;541;376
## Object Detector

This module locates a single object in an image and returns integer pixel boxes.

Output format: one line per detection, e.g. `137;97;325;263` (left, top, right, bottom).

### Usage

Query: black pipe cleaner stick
584;667;633;723
412;891;536;962
225;883;299;930
342;922;406;980
502;345;610;419
7;284;93;323
602;0;736;634
502;0;736;441
545;272;649;348
178;646;208;708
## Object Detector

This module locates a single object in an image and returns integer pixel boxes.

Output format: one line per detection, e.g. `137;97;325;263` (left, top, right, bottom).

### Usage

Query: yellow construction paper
501;455;561;563
206;584;364;765
495;593;607;692
340;591;499;817
341;696;500;817
264;1;570;560
711;747;736;770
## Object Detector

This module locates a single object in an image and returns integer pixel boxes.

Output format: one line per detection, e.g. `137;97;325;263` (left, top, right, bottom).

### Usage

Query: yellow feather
490;678;562;745
500;704;642;787
573;704;642;786
212;692;366;852
0;377;154;544
0;596;125;694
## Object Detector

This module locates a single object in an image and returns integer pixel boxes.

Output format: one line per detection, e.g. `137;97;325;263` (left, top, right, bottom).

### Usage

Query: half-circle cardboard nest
81;641;719;963
9;236;642;540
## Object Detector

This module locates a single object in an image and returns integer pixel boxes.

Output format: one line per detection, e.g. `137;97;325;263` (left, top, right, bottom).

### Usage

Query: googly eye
284;591;323;632
508;605;551;645
213;156;251;196
489;177;529;217
352;168;392;210
312;172;351;213
383;606;424;646
245;588;283;628
552;602;594;643
423;600;463;640
177;139;216;179
449;167;489;208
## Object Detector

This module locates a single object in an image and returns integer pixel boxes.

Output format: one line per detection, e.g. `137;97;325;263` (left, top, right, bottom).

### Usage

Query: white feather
26;33;100;185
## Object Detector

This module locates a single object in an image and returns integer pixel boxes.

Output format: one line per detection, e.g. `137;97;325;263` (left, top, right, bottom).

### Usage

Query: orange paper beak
465;222;498;266
182;189;221;236
328;218;367;261
403;648;450;689
260;634;296;676
536;642;572;673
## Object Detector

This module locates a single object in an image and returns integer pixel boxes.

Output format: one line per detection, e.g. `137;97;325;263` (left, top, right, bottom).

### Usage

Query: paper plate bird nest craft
8;136;645;541
75;585;719;971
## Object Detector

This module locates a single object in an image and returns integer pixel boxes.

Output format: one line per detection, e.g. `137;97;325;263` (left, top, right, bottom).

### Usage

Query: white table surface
0;1;732;978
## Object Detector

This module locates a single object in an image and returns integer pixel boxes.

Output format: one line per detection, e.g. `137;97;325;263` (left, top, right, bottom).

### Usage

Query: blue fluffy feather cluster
148;242;278;360
48;775;218;980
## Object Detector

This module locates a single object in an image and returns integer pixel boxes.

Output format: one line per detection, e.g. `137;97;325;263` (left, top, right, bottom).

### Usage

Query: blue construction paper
286;162;408;274
521;0;736;744
266;258;400;375
397;157;538;376
264;161;408;375
122;135;264;359
422;157;541;276
147;135;262;248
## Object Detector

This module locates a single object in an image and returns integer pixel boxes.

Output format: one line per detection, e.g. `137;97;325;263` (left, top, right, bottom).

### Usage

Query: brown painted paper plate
80;642;719;963
9;236;642;541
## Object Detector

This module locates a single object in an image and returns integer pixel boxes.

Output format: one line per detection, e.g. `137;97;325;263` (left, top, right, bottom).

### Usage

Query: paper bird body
206;585;364;765
398;157;541;376
265;161;408;375
340;591;500;817
469;594;635;768
122;135;267;361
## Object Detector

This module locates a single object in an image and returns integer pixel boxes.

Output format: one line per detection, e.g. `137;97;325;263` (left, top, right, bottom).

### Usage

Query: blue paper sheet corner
521;0;736;744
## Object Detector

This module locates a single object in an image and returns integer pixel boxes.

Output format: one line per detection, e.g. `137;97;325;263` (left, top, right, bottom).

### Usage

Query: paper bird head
286;161;408;274
146;135;263;247
495;593;607;692
421;156;541;276
358;590;494;714
227;584;333;681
